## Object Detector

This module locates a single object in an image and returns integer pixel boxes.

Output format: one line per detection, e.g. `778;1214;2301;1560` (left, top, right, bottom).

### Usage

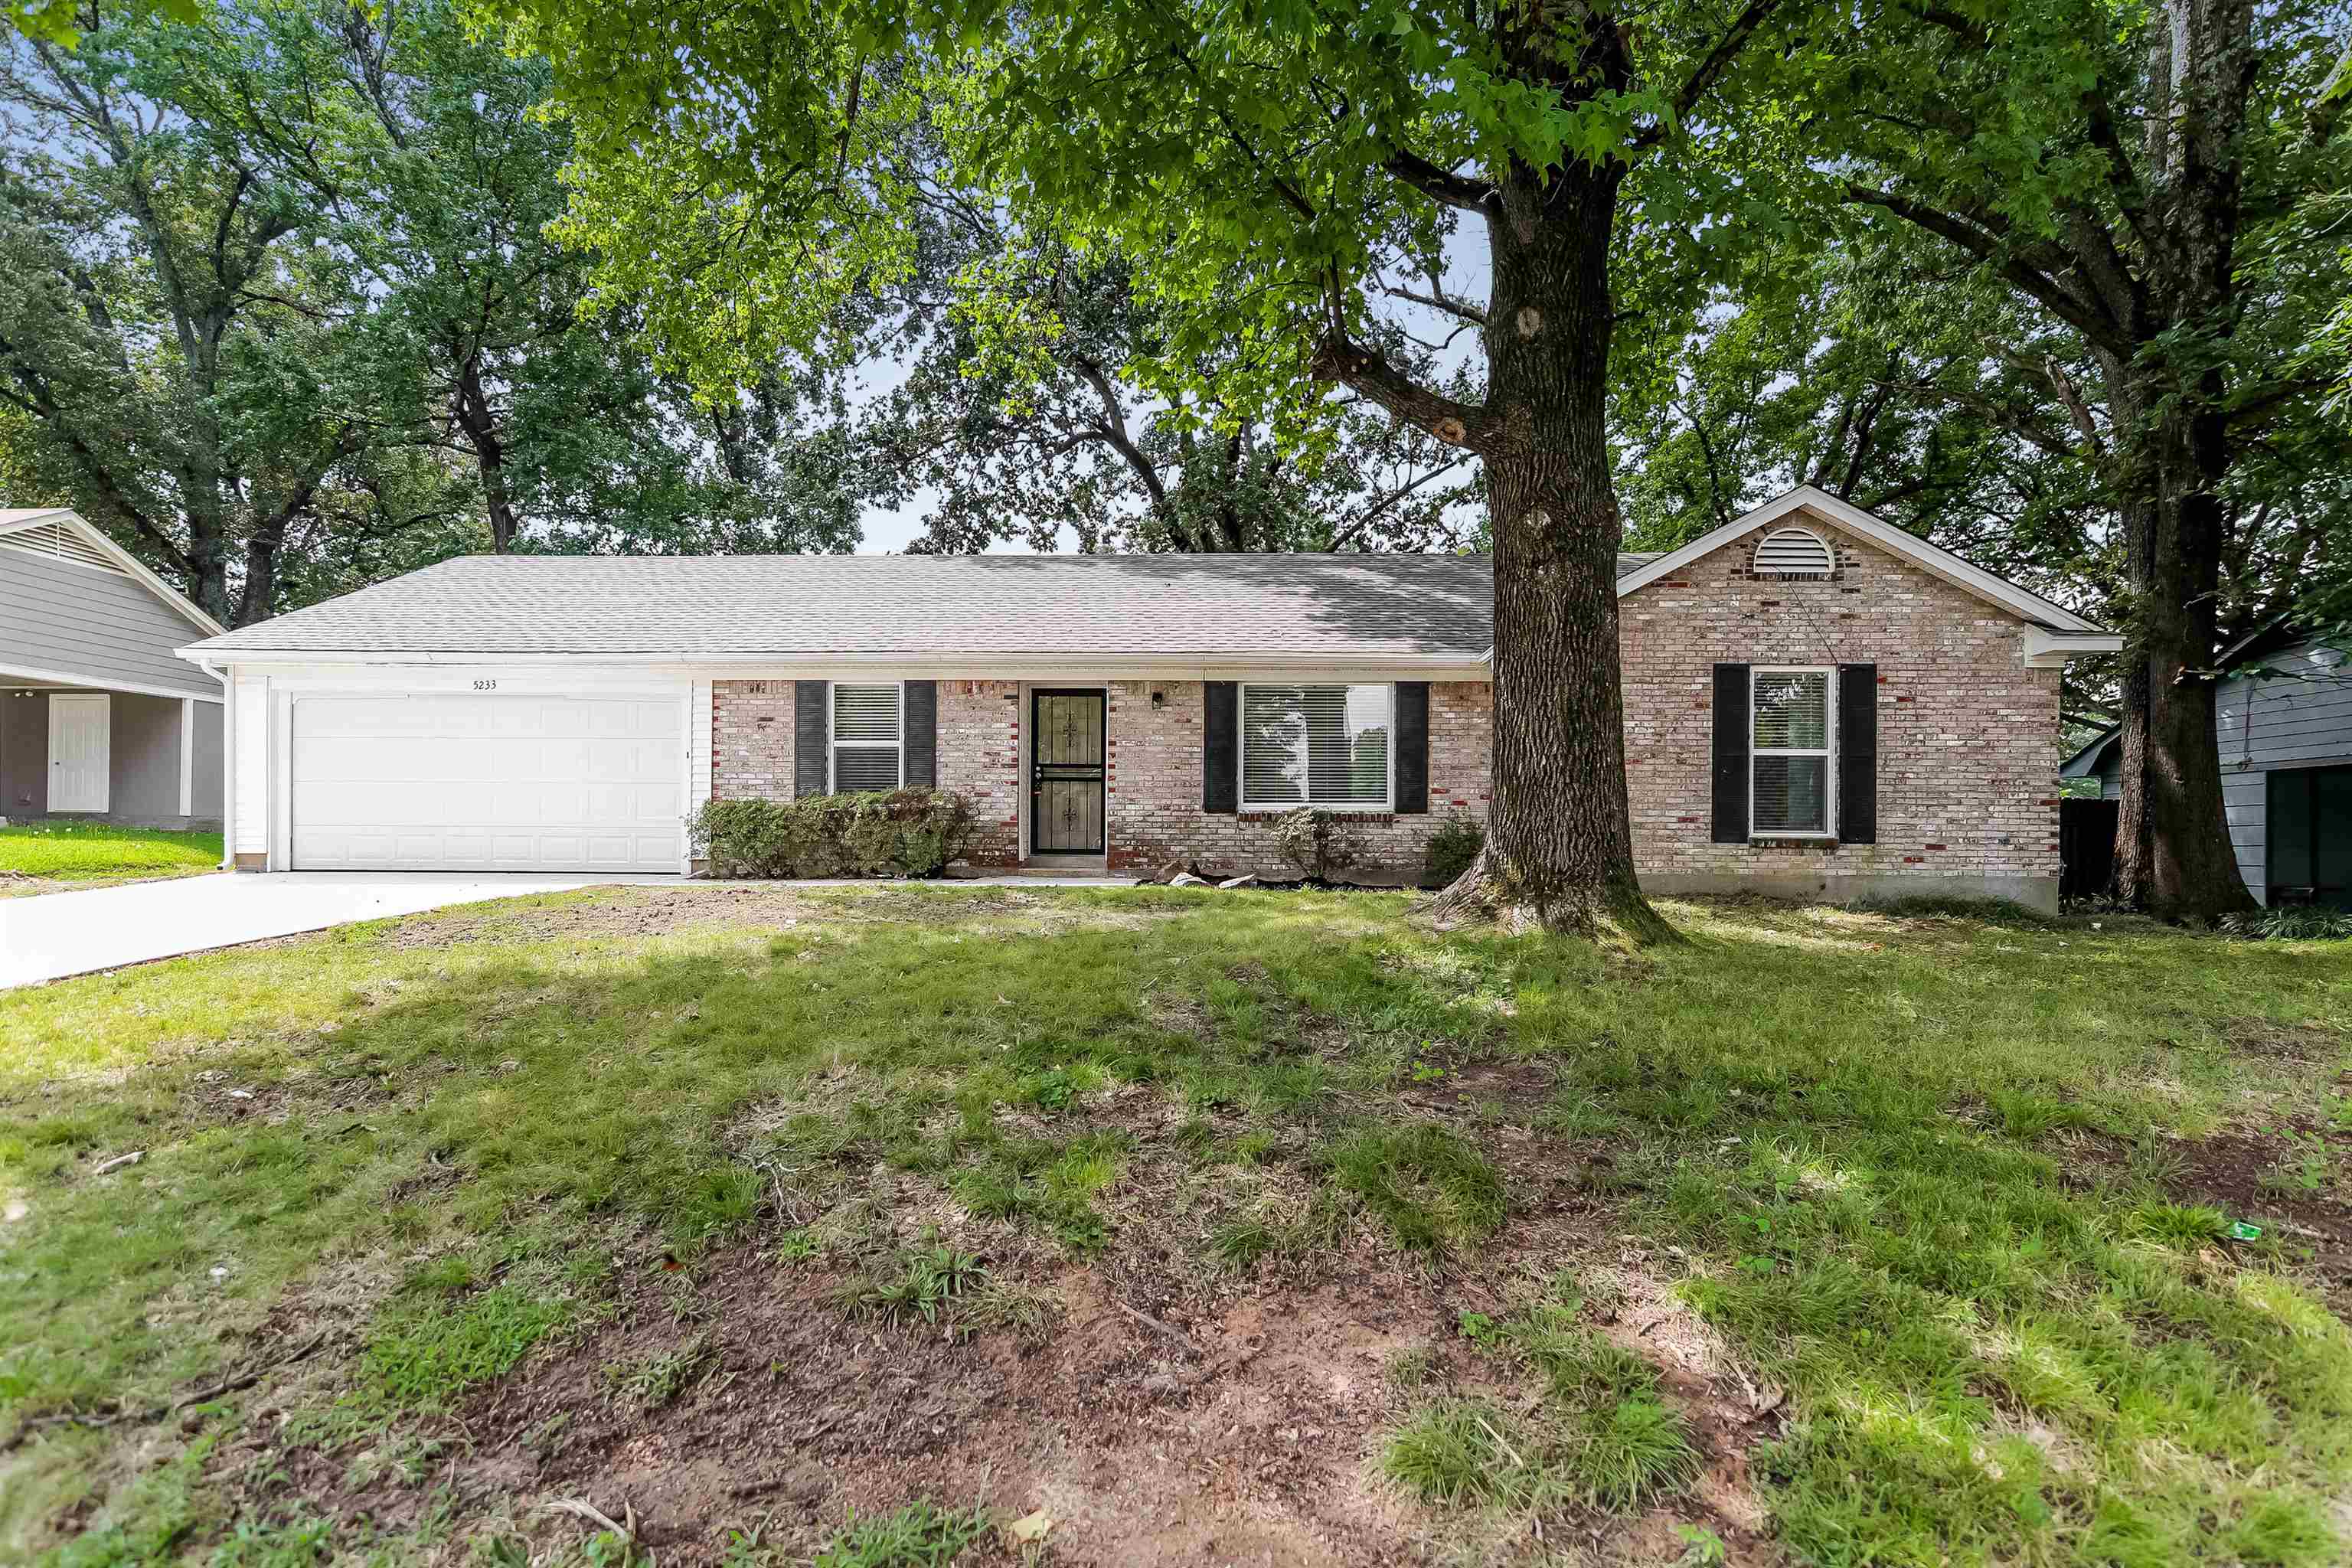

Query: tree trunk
1423;164;1673;943
456;361;521;552
2107;373;2257;918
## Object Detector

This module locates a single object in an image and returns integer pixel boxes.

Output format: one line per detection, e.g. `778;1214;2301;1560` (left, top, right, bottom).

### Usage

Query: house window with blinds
831;682;903;792
1751;668;1834;835
1240;684;1393;811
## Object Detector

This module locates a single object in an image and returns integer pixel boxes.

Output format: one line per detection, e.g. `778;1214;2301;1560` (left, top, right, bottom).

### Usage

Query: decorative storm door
1031;690;1106;854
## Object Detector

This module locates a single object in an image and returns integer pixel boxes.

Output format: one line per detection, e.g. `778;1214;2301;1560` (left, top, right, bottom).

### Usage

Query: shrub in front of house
1269;806;1366;884
690;790;976;879
1423;815;1485;887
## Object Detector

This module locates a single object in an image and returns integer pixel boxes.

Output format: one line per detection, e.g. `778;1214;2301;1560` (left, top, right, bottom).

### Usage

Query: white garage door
290;694;684;871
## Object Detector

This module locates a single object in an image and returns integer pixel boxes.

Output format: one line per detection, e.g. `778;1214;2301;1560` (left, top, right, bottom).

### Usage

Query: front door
1031;689;1106;854
47;693;110;812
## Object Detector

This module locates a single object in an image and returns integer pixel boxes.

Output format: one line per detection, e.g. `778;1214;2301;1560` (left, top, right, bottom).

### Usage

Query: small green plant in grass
356;1286;569;1413
1321;1123;1505;1253
1989;1089;2096;1140
604;1331;714;1407
2126;1204;2230;1250
845;1243;988;1326
1384;1346;1436;1393
208;1514;335;1566
1209;1216;1277;1271
1570;1395;1701;1511
965;1278;1059;1339
809;1499;994;1567
1380;1397;1529;1508
1021;1067;1077;1113
1672;1523;1728;1566
2262;1129;2334;1192
1454;1310;1500;1348
774;1227;822;1262
669;1161;766;1244
720;1524;779;1568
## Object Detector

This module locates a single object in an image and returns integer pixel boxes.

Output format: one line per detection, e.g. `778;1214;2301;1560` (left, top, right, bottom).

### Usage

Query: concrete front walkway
0;871;655;989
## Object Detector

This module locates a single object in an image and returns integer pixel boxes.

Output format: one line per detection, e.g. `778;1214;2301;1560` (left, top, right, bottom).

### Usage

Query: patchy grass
808;1499;994;1566
2;886;2350;1564
0;821;220;890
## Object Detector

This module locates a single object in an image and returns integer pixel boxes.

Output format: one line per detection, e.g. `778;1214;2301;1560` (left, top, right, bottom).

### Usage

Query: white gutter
2022;629;2125;668
174;648;1493;678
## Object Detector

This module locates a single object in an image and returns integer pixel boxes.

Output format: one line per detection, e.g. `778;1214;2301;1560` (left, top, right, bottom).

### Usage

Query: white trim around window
1749;666;1837;838
828;679;906;793
1238;681;1396;812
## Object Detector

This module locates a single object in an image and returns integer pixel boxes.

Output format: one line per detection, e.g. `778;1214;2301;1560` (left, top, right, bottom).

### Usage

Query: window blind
1240;684;1391;808
831;683;902;792
1752;670;1831;834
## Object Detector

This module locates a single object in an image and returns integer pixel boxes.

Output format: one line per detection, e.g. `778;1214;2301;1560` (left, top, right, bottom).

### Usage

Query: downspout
198;658;234;870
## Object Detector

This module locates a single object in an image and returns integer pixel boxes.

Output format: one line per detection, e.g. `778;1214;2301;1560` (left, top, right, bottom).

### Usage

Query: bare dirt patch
210;1225;1778;1567
2066;1119;2352;1306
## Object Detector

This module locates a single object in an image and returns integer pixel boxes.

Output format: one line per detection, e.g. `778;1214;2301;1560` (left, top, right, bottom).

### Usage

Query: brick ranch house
175;487;2118;910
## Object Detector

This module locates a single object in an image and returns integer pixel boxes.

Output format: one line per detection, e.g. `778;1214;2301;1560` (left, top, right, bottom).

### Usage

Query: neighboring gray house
1;508;226;830
2063;624;2352;906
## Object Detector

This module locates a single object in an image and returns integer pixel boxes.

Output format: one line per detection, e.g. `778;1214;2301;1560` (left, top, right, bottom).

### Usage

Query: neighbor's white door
46;694;109;812
288;693;684;871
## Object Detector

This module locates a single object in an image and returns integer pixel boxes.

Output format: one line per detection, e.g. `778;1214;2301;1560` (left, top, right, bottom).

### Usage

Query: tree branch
1380;149;1498;211
1634;0;1786;150
1844;184;2123;351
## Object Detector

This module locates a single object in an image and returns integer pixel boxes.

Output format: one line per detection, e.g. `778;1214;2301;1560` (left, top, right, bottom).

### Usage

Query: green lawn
2;887;2347;1566
0;822;221;890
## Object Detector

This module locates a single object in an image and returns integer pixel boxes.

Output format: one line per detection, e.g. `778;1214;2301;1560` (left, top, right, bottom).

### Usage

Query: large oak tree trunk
2108;375;2257;917
1423;164;1671;943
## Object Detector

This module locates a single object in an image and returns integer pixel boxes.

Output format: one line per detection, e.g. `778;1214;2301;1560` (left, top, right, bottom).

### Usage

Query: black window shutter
795;680;829;799
1838;663;1877;844
903;680;937;789
1711;663;1750;843
1394;681;1430;813
1203;681;1239;812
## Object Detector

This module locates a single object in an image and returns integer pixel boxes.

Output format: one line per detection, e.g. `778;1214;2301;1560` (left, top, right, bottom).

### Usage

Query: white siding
233;671;270;854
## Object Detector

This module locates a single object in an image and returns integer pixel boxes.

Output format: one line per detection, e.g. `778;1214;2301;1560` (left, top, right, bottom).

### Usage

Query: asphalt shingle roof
184;552;1665;661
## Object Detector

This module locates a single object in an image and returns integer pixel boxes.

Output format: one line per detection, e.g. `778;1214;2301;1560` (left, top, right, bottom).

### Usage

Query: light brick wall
711;681;796;800
1620;520;2061;898
937;679;1022;866
703;522;2059;902
1102;680;1490;880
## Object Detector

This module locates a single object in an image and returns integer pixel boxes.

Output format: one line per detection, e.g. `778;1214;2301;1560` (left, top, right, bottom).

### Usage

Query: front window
1240;683;1392;810
1752;668;1834;835
831;682;903;792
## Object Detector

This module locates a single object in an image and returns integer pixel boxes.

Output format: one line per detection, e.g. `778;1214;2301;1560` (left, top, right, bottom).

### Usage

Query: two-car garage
282;692;687;872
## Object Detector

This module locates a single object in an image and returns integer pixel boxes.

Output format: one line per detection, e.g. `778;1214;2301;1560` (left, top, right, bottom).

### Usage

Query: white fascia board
1614;485;2109;634
4;509;230;639
2022;629;2125;668
175;649;1494;682
0;661;226;703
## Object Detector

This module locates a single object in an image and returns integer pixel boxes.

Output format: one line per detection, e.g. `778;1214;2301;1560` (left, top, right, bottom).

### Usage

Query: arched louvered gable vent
1753;527;1834;576
0;521;126;575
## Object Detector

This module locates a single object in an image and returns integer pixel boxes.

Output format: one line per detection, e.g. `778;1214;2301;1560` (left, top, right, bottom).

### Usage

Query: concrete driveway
0;871;664;989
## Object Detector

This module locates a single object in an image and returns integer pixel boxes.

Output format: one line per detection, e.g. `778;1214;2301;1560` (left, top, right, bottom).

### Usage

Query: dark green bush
1423;814;1485;887
689;790;976;879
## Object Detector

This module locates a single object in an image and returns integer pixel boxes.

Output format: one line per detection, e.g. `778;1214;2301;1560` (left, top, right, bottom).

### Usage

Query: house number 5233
472;679;497;691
